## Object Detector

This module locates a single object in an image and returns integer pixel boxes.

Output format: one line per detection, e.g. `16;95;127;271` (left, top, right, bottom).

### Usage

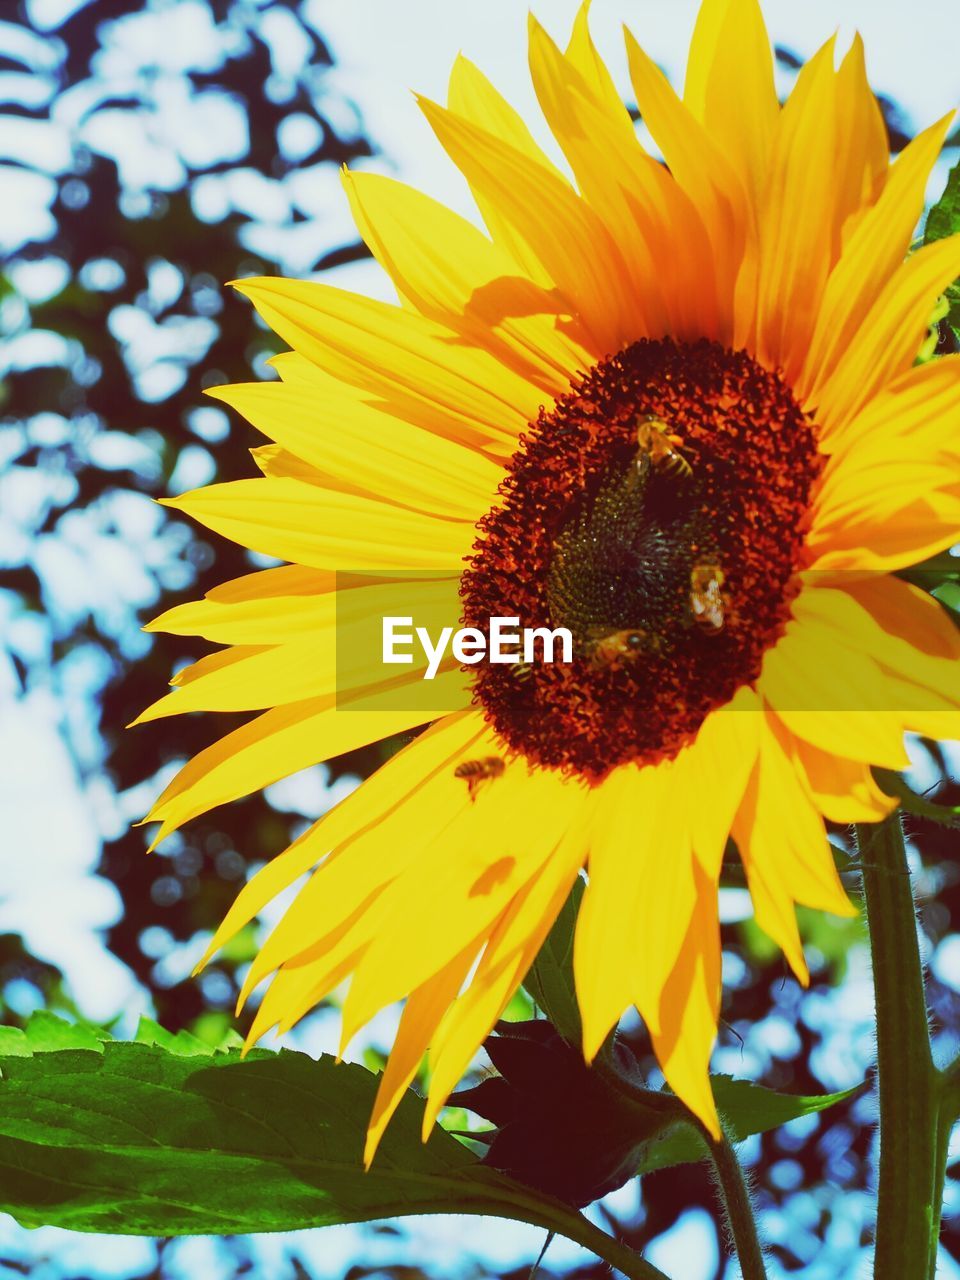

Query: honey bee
454;755;506;799
587;627;649;669
690;561;725;633
635;415;693;482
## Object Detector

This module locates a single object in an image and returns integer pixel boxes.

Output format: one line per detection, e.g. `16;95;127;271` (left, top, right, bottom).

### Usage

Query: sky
316;0;960;299
7;0;959;1024
3;1;960;1276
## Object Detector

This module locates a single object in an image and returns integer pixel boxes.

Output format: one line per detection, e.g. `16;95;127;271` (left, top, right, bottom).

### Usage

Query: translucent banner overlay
334;569;960;715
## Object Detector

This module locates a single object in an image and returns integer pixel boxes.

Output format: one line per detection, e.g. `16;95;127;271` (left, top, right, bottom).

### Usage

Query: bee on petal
454;755;506;799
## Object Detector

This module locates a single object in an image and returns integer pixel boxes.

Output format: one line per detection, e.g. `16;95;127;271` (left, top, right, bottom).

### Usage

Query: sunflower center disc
460;338;823;780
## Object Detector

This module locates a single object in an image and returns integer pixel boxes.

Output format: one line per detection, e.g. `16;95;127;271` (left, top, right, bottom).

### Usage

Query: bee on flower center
635;415;693;483
586;626;651;669
689;560;726;633
454;755;506;799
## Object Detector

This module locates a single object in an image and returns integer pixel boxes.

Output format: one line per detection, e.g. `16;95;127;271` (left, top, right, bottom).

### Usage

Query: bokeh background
2;1;960;1276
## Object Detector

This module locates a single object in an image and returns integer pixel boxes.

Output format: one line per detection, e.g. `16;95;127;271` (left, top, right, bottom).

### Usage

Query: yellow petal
812;456;959;534
649;861;722;1141
132;640;328;723
846;574;960;663
684;0;777;207
785;734;898;824
575;694;760;1062
422;942;530;1140
135;575;467;722
250;445;320;485
211;564;331;600
339;766;589;1050
364;943;479;1168
171;645;260;689
233;277;538;452
753;40;838;380
146;568;335;644
341;169;588;394
210;378;501;519
733;716;855;984
830;37;889;242
629;703;758;1043
782;603;956;717
237;718;508;1004
670;685;763;877
447;53;564;178
196;709;487;969
815;233;960;432
625;25;746;241
682;0;725;121
807;485;960;574
446;54;566;286
161;477;474;572
417;94;635;357
422;807;593;1136
632;732;752;1049
820;353;960;463
768;709;910;772
267;348;518;464
527;15;717;343
564;1;625;124
792;583;960;732
144;669;471;847
246;933;366;1047
625;25;749;341
757;620;911;768
249;443;319;484
249;757;578;1080
574;767;657;1059
902;711;960;743
800;115;953;413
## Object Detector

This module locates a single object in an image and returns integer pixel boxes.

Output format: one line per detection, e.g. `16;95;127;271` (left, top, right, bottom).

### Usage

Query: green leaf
923;158;960;341
925;158;960;245
133;1015;236;1056
933;580;960;615
0;1011;110;1057
635;1077;862;1175
523;877;583;1044
0;1014;650;1269
874;769;960;828
899;551;960;594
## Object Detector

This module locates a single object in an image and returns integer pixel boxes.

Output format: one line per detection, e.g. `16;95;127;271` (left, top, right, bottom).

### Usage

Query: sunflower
138;0;960;1164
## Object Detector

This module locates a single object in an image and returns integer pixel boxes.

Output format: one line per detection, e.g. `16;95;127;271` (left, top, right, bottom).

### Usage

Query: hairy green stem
858;817;940;1277
709;1138;767;1280
928;1058;960;1280
928;1104;953;1280
492;1195;671;1280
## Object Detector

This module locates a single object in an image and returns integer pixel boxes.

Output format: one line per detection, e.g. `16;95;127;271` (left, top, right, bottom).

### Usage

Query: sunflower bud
451;1019;671;1208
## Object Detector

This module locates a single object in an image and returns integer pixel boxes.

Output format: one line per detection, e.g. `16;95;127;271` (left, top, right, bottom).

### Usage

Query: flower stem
857;816;940;1276
486;1195;671;1280
709;1137;767;1280
928;1104;953;1280
928;1059;960;1279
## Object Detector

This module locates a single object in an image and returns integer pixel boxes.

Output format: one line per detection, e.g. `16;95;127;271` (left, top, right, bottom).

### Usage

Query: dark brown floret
460;338;822;780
